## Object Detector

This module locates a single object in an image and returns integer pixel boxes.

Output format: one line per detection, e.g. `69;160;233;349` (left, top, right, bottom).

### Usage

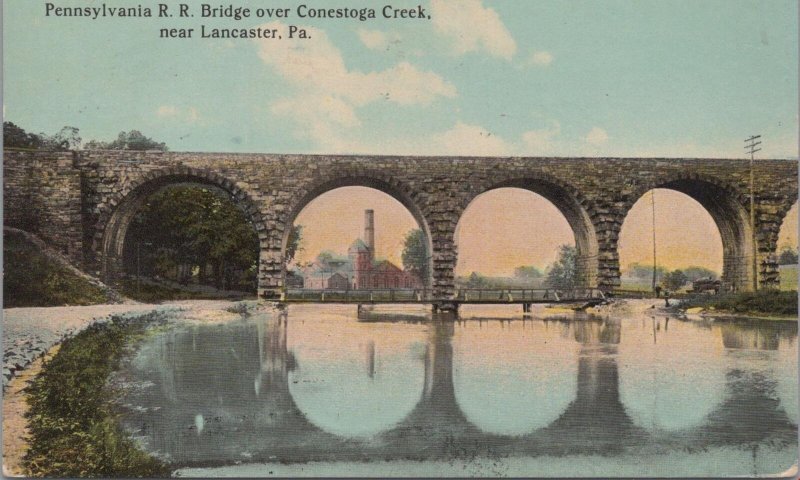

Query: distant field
619;277;692;294
625;268;798;293
780;264;798;291
619;278;653;292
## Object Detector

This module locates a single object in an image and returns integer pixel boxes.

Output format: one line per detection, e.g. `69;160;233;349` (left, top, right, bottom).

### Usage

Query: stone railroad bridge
4;150;797;301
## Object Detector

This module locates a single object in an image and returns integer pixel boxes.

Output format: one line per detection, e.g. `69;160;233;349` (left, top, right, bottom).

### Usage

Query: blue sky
4;0;798;158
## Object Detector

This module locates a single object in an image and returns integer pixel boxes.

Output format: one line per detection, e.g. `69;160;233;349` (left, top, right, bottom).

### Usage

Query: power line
745;135;761;291
651;189;657;293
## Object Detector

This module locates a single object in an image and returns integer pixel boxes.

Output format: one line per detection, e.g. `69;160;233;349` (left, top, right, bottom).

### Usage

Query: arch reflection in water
718;321;798;426
286;306;428;438
452;319;580;435
116;306;797;471
618;316;729;431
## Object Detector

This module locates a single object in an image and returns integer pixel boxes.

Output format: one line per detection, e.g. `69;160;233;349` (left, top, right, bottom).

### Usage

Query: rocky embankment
2;304;176;389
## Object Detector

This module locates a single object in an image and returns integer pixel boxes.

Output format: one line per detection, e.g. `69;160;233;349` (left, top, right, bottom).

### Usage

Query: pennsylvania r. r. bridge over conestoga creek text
44;3;432;39
44;3;432;22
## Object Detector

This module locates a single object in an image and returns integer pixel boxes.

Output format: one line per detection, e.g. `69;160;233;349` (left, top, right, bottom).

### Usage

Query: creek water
114;304;798;477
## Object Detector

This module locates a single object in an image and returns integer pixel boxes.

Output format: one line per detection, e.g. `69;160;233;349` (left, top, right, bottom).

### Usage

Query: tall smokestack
364;209;375;256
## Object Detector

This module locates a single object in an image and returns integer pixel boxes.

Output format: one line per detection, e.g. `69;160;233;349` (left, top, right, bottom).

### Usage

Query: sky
4;0;798;274
294;186;797;277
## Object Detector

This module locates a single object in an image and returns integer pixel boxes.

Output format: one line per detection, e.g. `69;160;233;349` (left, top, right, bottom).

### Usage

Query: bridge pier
432;302;459;317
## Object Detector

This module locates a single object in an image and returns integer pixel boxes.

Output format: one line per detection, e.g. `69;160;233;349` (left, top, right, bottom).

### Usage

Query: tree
514;265;543;279
683;266;718;282
39;126;81;151
466;272;490;288
779;247;799;265
545;244;577;289
401;229;429;284
316;250;336;264
626;262;667;281
285;225;304;265
85;130;167;151
4;122;42;149
3;122;80;150
662;269;689;291
128;186;259;291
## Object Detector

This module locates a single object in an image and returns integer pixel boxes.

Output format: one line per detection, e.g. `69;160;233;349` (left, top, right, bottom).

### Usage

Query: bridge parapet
3;150;796;297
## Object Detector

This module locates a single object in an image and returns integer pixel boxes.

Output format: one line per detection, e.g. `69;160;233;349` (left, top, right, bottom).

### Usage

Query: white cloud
430;0;516;61
585;127;609;146
156;105;202;123
157;105;179;117
429;122;512;156
254;22;456;152
521;121;561;154
357;29;388;50
528;51;553;67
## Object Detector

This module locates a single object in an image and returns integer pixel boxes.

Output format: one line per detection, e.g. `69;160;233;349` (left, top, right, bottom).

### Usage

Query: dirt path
2;345;60;477
1;300;257;476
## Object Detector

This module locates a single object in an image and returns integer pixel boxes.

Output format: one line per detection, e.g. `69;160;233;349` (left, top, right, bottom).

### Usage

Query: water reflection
117;305;797;471
286;308;427;438
452;320;580;435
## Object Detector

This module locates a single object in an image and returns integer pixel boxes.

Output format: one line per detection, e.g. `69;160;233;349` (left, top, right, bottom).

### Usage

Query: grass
118;278;215;303
780;264;798;291
23;311;173;478
681;290;798;318
118;278;257;303
3;230;110;308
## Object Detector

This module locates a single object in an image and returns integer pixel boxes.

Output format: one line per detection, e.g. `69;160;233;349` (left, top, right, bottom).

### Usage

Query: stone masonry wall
3;151;83;266
3;150;797;299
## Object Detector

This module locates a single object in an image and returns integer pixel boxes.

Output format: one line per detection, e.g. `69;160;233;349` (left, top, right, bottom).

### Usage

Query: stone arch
454;173;601;288
95;166;267;289
769;199;798;254
280;172;435;290
624;172;755;291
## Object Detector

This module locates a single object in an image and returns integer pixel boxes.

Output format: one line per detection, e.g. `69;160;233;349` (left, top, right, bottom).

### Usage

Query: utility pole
745;135;761;291
651;190;658;293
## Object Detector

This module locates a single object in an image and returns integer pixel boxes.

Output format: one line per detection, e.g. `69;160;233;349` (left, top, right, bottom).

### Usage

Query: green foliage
662;269;689;291
683;266;719;282
3;230;109;307
4;121;43;149
128;186;259;293
625;262;667;282
285;224;304;265
682;290;798;317
778;246;799;265
23;313;172;477
456;273;545;289
780;264;798;291
40;126;82;151
545;244;577;289
3;122;81;151
401;229;429;284
84;130;167;151
465;272;491;288
316;250;337;264
116;279;252;303
514;265;543;279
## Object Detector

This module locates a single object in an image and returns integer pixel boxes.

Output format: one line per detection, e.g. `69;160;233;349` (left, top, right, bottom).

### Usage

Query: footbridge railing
453;288;606;303
282;288;605;304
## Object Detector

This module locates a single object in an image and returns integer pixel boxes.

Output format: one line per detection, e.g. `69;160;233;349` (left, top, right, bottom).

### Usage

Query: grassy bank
118;278;256;303
3;230;111;307
23;312;172;478
681;290;798;318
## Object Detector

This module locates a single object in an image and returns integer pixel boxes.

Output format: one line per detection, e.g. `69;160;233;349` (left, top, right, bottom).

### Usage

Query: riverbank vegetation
3;229;111;308
681;290;798;318
23;312;172;477
118;277;255;303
